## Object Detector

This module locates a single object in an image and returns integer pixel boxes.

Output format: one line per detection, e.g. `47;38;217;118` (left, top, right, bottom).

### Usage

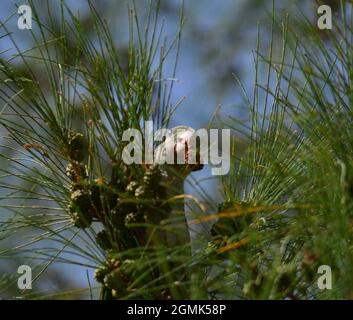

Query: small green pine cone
134;185;146;198
107;257;121;270
103;272;114;288
69;180;88;193
120;259;135;276
68;131;85;161
144;166;169;198
70;188;92;212
111;195;139;226
68;131;84;149
143;165;162;186
69;205;92;229
126;180;139;195
68;188;94;228
94;267;107;284
66;161;87;181
103;269;128;292
124;212;139;226
96;230;112;250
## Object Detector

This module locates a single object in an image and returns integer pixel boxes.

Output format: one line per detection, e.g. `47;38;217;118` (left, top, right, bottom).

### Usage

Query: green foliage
0;0;191;299
206;1;353;299
2;0;353;300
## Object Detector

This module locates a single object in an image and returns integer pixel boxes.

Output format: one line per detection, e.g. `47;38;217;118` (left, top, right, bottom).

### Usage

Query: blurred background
0;0;336;298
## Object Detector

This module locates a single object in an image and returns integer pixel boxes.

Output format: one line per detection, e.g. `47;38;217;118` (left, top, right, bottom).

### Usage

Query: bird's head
154;126;204;176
